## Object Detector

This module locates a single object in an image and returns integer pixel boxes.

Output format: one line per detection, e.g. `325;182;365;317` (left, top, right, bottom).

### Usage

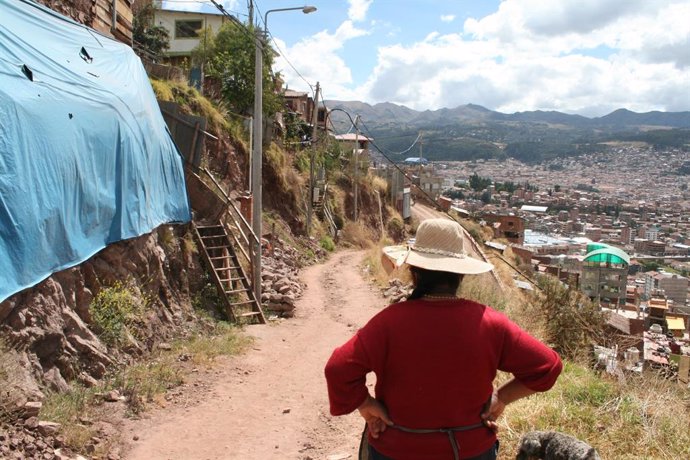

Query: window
175;20;203;39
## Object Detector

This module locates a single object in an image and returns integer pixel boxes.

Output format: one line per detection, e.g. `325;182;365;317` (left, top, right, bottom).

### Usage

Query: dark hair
408;266;463;300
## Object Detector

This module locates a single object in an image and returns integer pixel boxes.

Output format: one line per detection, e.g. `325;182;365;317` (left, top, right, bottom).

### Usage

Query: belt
391;422;487;460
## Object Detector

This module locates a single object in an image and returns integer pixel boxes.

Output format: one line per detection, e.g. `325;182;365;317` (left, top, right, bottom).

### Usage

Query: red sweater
325;298;562;459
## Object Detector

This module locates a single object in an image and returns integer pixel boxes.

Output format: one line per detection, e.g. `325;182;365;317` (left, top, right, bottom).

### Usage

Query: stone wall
0;224;203;407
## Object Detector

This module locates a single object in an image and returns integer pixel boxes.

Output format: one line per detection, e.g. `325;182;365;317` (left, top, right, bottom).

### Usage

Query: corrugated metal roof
520;205;548;212
666;317;686;330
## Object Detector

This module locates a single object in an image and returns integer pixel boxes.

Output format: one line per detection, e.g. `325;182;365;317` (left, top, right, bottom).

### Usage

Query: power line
252;0;316;97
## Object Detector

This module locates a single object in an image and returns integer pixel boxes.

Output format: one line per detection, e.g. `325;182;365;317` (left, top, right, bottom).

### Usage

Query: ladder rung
213;261;239;266
225;288;248;295
238;312;261;317
209;255;232;260
219;277;244;282
200;236;225;241
195;224;223;229
228;300;256;306
205;245;230;250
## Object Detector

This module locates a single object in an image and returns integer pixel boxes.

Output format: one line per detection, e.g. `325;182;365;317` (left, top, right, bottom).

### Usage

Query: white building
154;8;228;60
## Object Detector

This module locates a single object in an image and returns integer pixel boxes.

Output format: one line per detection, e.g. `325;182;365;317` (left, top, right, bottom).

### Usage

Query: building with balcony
580;243;630;309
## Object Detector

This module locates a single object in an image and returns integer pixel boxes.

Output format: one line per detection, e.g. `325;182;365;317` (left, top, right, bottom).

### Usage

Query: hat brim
405;249;494;274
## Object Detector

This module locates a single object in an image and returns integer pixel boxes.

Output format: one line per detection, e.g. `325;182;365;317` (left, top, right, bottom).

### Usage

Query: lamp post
250;3;316;305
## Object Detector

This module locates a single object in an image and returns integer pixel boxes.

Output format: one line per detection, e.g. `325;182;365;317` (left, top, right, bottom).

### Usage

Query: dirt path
122;250;385;460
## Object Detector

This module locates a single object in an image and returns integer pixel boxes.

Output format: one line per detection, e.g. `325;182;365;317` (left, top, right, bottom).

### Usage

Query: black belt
392;422;487;460
359;422;487;460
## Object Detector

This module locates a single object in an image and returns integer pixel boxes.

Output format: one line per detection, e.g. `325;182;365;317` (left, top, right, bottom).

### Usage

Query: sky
162;0;690;117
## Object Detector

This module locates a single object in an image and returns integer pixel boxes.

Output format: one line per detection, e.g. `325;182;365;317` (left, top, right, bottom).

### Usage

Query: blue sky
162;0;690;117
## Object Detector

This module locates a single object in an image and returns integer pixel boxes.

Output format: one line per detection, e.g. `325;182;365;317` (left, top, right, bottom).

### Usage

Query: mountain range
324;101;690;163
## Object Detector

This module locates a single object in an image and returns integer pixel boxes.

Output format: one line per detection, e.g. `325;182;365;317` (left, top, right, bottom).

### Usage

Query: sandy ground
122;250;386;460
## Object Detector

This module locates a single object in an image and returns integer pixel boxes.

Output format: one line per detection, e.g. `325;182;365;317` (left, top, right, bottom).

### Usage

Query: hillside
326;100;690;163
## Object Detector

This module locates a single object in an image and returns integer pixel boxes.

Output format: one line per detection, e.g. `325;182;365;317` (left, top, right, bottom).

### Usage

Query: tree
469;173;491;192
132;3;170;57
195;23;282;117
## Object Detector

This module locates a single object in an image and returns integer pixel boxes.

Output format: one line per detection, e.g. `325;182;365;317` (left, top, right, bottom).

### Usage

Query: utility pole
353;114;360;221
249;4;316;304
250;0;263;306
247;0;253;26
306;82;320;236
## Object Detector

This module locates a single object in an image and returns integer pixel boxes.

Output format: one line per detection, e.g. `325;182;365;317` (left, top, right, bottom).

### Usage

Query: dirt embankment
121;250;385;460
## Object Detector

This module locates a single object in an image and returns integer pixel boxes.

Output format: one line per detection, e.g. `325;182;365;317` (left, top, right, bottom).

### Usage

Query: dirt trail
122;250;385;460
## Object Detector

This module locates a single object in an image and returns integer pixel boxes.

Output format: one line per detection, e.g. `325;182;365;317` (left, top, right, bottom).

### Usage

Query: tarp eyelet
21;64;33;81
80;46;93;63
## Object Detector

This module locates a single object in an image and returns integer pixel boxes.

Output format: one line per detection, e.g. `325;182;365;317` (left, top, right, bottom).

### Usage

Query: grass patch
40;321;249;454
459;274;508;311
500;361;690;459
340;221;376;249
40;386;102;451
0;339;28;419
173;321;251;365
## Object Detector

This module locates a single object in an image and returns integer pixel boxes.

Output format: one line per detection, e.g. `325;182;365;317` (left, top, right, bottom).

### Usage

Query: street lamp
250;4;316;305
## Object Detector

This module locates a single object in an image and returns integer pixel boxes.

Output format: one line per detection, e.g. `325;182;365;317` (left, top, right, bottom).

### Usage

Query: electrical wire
252;0;316;98
326;107;513;290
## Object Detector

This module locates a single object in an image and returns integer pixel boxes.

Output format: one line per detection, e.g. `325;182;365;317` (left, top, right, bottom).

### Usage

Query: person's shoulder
460;298;513;323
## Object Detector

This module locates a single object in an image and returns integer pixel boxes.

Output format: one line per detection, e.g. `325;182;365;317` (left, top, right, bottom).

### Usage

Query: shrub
527;274;606;361
90;282;146;346
340;222;375;249
192;282;225;319
386;216;405;242
319;235;335;252
182;231;198;256
459;275;507;311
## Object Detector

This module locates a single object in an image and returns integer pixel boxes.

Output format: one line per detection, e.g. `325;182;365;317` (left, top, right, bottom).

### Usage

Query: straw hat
395;218;493;275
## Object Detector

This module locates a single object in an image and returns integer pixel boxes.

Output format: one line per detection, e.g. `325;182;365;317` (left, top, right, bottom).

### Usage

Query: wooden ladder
193;222;266;324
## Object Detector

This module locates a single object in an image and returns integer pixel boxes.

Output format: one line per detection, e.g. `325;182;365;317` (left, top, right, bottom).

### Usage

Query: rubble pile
1;401;78;460
382;278;413;303
261;238;325;317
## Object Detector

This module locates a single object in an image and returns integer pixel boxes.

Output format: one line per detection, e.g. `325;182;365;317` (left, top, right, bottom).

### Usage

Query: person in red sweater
325;219;563;460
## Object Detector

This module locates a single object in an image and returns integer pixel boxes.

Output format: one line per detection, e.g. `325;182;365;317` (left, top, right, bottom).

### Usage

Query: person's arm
357;395;394;438
480;378;535;431
324;333;371;416
481;313;563;431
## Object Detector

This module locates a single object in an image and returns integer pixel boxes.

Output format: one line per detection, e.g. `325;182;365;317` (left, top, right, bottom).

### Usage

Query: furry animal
516;431;601;460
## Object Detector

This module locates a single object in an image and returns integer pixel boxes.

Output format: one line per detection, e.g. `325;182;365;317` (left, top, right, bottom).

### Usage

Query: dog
516;431;601;460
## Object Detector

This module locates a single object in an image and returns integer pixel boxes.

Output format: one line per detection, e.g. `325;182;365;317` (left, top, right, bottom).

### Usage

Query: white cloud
353;0;690;115
272;21;369;99
348;0;373;22
440;14;455;23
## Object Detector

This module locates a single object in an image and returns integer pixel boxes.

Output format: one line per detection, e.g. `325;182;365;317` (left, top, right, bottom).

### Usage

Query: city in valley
398;142;690;376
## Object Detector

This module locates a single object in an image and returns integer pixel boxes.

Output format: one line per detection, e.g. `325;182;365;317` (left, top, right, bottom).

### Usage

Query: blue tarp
0;0;191;302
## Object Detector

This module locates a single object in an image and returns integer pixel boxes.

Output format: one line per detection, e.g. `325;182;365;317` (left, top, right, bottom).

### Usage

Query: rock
77;372;99;388
274;278;291;291
0;297;16;323
24;416;40;429
43;366;70;393
22;401;42;419
157;343;172;351
37;421;61;437
104;390;121;402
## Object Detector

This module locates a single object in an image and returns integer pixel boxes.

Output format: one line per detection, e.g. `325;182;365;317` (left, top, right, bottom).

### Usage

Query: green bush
90;282;144;346
320;235;335;252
